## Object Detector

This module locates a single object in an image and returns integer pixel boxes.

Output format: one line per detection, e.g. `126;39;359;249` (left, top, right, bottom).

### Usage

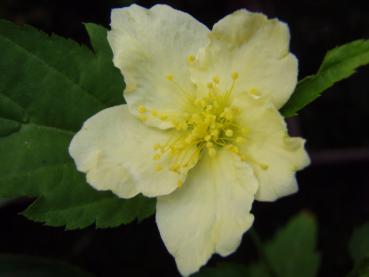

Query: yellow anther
260;164;269;170
227;144;239;154
231;72;239;80
204;135;212;141
187;54;196;63
166;74;174;81
207;82;214;89
225;129;234;137
155;164;163;172
138;114;147;121
212;76;220;84
170;164;181;173
208;147;217;157
160;114;168;121
232;107;240;114
151;109;158;116
206;141;213;148
153;154;161;160
137;105;146;113
153;143;162;150
169;146;177;154
152;154;161;161
249;87;261;98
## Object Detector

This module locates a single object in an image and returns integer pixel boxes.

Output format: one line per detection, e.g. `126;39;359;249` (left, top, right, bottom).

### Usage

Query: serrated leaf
264;212;320;277
281;40;369;117
0;20;155;229
0;254;94;277
349;223;369;263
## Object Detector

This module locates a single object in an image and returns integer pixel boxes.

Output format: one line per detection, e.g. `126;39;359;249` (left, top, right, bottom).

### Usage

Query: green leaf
348;257;369;277
0;20;155;229
0;254;93;277
264;212;320;277
350;223;369;263
281;40;369;117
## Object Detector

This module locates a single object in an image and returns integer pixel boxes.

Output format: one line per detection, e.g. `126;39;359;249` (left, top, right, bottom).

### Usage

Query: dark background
0;0;369;276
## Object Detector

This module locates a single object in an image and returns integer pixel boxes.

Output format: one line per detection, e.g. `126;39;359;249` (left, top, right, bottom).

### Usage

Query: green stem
249;229;279;277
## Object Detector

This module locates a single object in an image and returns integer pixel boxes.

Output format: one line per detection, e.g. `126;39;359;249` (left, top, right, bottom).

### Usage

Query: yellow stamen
137;105;146;113
153;154;161;160
150;71;250;173
231;72;239;80
153;143;161;150
187;54;196;63
170;164;181;173
225;129;234;137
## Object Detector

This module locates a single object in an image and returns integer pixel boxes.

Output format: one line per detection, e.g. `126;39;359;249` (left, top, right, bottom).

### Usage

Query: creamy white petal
69;105;192;198
190;9;297;109
156;149;258;276
235;94;310;201
108;4;209;128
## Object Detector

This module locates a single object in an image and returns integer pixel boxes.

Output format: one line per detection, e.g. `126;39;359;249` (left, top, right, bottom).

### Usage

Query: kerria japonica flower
69;4;310;276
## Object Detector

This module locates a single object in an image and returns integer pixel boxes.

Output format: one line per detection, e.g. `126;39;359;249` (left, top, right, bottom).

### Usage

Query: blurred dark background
0;0;369;276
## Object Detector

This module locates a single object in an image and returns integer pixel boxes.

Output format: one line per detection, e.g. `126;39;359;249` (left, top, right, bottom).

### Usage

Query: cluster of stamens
136;67;267;187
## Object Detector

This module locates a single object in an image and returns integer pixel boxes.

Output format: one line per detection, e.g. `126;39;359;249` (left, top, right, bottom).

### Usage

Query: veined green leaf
0;20;155;229
281;40;369;117
263;212;320;277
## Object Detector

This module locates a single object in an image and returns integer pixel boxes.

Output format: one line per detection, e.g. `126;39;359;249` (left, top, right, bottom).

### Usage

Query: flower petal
156;149;258;276
69;105;191;198
190;9;297;109
235;94;310;201
108;4;209;128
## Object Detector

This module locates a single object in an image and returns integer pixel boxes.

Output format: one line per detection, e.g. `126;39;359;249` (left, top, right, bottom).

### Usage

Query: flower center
172;83;246;159
137;72;258;186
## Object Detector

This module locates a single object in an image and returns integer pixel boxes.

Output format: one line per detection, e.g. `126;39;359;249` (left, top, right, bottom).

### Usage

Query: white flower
69;4;310;276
